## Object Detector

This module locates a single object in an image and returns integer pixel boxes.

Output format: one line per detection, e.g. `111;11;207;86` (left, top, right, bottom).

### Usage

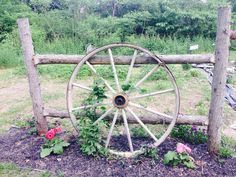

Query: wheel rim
67;43;180;157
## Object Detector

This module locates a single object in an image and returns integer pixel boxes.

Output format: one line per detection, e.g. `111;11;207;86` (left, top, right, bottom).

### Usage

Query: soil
0;128;236;177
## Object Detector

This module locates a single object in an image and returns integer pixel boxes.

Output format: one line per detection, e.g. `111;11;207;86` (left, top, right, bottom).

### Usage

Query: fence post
17;18;48;135
208;6;231;154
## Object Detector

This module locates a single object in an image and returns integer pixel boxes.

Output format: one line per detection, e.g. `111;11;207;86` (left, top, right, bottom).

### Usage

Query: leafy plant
144;147;158;159
40;127;70;158
219;146;235;158
163;151;195;169
76;80;108;157
171;125;207;144
78;117;108;156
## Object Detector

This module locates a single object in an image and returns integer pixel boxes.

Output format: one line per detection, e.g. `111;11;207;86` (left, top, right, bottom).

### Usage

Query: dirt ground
0;128;235;177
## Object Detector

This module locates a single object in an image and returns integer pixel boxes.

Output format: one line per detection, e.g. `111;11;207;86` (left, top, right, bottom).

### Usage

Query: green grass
0;163;52;177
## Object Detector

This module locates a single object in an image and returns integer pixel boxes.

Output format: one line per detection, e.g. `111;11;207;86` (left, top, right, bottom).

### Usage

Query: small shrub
219;146;234;158
171;125;207;144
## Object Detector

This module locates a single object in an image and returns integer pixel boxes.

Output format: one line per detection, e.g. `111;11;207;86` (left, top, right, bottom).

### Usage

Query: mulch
0;128;235;177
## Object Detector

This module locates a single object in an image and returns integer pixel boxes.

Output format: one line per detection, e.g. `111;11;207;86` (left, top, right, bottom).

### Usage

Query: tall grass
0;32;214;69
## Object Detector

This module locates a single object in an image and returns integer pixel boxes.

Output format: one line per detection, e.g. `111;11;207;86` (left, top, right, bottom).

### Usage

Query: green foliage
196;100;207;115
219;146;235;158
131;127;148;138
78;117;108;156
144;147;158;159
163;151;195;169
121;84;132;91
182;64;192;70
40;137;70;158
76;81;108;157
171;125;207;144
190;69;200;77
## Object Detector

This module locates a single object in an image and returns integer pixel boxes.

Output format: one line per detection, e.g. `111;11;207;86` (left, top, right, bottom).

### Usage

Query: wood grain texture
44;108;208;126
208;7;231;154
34;54;215;65
17;18;48;135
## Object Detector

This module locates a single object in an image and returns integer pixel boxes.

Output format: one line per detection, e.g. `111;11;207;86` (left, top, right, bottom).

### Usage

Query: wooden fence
17;6;232;154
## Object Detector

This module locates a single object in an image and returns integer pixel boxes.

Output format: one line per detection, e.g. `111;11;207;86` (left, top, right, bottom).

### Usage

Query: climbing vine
76;79;108;156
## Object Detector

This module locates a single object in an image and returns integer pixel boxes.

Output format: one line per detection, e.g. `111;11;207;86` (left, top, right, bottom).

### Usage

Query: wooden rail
34;54;215;65
44;108;208;126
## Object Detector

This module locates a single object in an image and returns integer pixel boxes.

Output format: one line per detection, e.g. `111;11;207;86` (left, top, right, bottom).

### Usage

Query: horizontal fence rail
34;54;215;65
44;108;208;126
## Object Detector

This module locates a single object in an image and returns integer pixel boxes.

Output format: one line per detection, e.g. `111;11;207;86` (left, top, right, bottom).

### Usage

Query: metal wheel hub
113;93;129;108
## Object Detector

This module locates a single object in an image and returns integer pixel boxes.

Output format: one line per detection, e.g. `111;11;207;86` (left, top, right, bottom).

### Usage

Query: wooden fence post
208;6;231;154
17;18;48;135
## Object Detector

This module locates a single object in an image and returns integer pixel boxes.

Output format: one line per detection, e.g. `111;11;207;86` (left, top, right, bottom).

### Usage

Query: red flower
45;129;55;140
53;127;63;134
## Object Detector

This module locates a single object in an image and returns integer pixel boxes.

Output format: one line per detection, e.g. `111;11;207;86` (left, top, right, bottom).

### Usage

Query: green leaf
184;161;196;169
53;144;64;154
59;141;70;147
40;148;53;158
163;151;178;165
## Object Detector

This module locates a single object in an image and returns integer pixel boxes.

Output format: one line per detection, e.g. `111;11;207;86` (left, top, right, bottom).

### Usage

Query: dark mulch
0;128;236;177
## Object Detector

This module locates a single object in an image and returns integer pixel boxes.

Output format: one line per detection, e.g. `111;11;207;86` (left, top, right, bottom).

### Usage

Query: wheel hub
113;94;128;108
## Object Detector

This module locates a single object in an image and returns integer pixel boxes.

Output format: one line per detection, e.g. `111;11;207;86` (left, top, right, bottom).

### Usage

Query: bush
219;146;235;158
171;125;207;144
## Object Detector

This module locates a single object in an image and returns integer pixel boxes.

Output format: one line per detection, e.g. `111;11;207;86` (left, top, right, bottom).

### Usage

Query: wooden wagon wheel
67;43;180;157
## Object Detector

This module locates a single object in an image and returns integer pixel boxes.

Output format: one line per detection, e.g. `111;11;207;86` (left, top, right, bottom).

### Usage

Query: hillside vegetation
0;0;235;68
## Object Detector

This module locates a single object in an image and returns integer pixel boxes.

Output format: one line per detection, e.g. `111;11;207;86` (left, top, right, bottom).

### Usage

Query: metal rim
66;43;180;157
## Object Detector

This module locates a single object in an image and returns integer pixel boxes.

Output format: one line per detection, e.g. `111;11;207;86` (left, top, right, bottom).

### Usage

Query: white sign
189;45;199;51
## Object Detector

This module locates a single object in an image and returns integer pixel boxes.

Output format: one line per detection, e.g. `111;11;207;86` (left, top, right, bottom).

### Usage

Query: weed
131;127;148;138
196;100;207;115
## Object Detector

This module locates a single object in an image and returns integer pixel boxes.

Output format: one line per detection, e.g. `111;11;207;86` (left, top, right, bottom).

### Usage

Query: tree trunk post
208;6;231;154
17;18;48;135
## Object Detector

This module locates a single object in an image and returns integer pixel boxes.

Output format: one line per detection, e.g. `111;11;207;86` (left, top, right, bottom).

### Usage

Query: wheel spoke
125;50;138;84
129;102;173;119
72;83;112;98
135;64;160;88
72;83;92;91
86;61;116;94
122;109;134;152
126;107;158;143
93;107;114;125
129;89;174;100
71;102;111;111
108;48;121;92
105;109;119;148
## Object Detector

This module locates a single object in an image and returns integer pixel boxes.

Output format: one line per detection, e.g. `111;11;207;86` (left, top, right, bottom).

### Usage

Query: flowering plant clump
163;143;195;169
40;127;70;158
171;125;207;144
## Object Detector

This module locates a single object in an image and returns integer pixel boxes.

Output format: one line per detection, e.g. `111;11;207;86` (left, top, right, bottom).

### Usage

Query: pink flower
176;143;192;153
53;127;63;134
45;129;55;140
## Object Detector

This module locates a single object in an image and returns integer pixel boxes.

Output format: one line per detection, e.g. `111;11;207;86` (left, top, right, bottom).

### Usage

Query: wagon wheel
67;43;180;157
